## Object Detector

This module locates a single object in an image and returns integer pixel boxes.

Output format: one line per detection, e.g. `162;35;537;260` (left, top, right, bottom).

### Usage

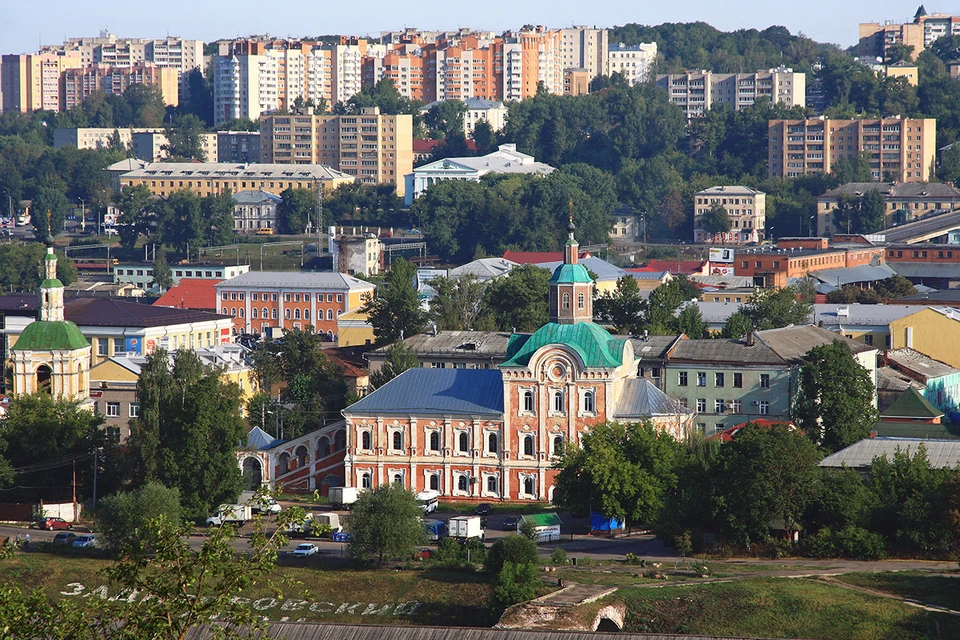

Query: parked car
53;532;77;545
292;543;318;557
474;503;492;516
72;535;97;548
39;517;72;530
503;516;519;531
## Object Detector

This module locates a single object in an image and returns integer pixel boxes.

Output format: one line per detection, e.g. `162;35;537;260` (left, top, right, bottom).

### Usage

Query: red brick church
343;221;694;501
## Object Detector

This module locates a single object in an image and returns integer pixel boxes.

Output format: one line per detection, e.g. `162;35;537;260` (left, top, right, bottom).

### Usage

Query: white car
292;543;318;557
255;499;281;515
72;534;97;548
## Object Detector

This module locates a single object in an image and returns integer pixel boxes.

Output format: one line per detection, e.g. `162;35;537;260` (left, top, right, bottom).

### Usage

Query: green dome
14;321;89;352
501;322;626;369
549;263;592;284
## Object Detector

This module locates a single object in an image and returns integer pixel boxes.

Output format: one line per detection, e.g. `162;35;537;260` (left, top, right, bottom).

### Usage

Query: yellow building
889;307;960;369
885;61;919;86
119;162;356;199
1;52;83;112
259;107;413;197
336;309;375;347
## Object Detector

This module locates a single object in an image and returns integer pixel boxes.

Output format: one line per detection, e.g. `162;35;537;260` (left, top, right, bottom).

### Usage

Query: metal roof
502;322;626;369
695;185;764;196
371;331;517;359
880;387;943;420
233;189;282;205
535;257;626;282
246;426;281;450
886;348;959;380
754;325;875;363
668;338;785;366
13;320;89;351
878;209;960;243
820;181;960;200
343;369;504;417
614;379;692;418
449;258;518;280
812;303;928;327
889;262;960;280
64;297;230;328
808;264;897;286
121;162;354;181
820;437;960;469
217;271;375;291
629;335;681;360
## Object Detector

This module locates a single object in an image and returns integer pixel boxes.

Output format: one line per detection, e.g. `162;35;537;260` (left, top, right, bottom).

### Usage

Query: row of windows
560;292;586;310
688;398;768;414
95;401;139;418
223;307;342;321
677;372;768;388
221;291;345;303
519;388;593;414
359;430;565;457
358;471;531;496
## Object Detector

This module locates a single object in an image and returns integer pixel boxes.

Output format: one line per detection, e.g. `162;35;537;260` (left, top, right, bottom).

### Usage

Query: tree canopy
348;482;426;567
362;259;428;346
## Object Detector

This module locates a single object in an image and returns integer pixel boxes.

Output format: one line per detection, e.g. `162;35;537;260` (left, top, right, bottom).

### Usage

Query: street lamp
78;197;85;233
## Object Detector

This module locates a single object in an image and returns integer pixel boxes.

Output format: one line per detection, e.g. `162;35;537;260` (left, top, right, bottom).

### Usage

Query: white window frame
106;402;120;418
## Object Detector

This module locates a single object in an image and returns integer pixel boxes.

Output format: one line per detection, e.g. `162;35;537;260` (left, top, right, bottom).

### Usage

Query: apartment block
1;52;83;112
54;127;216;161
45;32;204;75
217;130;261;163
608;43;658;86
61;62;179;109
656;68;805;118
259;108;413;196
560;27;609;78
693;186;766;244
859;7;960;58
768;117;936;183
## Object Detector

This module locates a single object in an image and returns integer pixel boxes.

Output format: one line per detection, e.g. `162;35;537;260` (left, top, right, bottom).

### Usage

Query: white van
416;490;440;514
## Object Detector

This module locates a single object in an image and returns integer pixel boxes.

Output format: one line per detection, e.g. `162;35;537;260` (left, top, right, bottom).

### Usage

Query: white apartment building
608;43;658;86
45;32;204;75
420;97;507;137
656;68;805;119
214;53;280;125
561;27;609;78
693;186;766;245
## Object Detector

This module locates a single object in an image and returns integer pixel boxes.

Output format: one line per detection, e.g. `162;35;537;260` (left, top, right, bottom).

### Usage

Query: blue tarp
590;510;624;531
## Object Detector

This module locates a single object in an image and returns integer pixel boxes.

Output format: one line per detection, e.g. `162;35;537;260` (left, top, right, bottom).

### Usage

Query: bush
800;526;887;560
550;548;568;565
484;534;538;574
489;561;539;612
645;246;679;260
96;482;182;551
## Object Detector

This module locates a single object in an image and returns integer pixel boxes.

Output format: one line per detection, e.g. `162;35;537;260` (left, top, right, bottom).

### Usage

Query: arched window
317;437;331;458
392;431;403;451
577;292;585;309
522;389;534;412
272;308;278;319
262;307;268;319
294;308;301;320
231;308;237;317
553;435;564;456
334;430;346;451
562;292;570;309
361;472;371;489
486;475;498;493
429;431;440;451
458;432;469;452
327;309;334;320
222;307;228;314
487;433;498;454
239;308;245;318
284;308;291;319
523;435;534;457
252;307;259;319
393;473;403;485
457;475;468;491
295;445;308;467
553;390;564;413
524;476;535;496
361;430;371;450
304;309;310;320
583;390;595;413
429;474;439;490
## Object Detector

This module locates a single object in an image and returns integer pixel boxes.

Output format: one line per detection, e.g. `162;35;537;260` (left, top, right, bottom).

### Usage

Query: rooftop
820;182;960;200
696;185;765;196
449;258;517;280
809;264;898;287
886;348;959;380
218;271;375;291
535;256;625;282
370;331;517;359
614;378;691;418
233;189;282;205
820;436;960;469
64;297;230;328
880;387;944;420
343;368;504;417
154;279;220;310
414;144;555;177
121;162;355;182
13;320;89;352
502;322;626;369
889;262;960;280
668;337;785;366
755;325;876;362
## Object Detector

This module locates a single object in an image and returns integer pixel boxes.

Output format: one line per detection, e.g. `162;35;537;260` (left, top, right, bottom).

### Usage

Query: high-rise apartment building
560;27;609;78
860;6;960;58
259;108;413;196
768;117;936;183
656;68;805;119
1;52;83;112
61;62;179;109
608;43;658;86
46;32;204;76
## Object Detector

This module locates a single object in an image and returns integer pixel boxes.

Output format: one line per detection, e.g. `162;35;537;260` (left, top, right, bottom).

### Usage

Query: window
733;373;743;388
106;402;120;417
562;293;570;309
392;431;403;451
129;403;140;418
487;433;498;453
731;399;742;414
715;399;725;413
294;293;301;302
429;431;440;451
864;334;874;346
715;372;725;387
552;390;564;413
361;431;371;450
393;474;403;486
760;374;770;388
458;432;469;452
577;292;585;309
284;309;291;320
252;308;259;319
97;339;109;356
262;307;269;319
521;389;534;412
652;367;661;379
337;294;343;303
696;398;706;412
284;294;291;302
252;293;259;302
304;309;310;320
523;476;535;496
457;475;468;492
696;372;706;387
486;475;498;494
523;435;534;457
553;435;564;456
238;308;244;319
582;390;595;413
429;474;439;491
758;401;770;415
679;371;688;386
107;427;121;443
327;294;334;302
361;473;371;489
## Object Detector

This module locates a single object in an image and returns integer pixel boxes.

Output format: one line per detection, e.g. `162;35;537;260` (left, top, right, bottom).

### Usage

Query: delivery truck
448;515;484;540
206;504;252;527
328;487;359;509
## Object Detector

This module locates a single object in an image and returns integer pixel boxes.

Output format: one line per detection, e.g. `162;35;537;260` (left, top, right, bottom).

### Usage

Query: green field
834;572;960;612
3;553;495;627
613;577;960;639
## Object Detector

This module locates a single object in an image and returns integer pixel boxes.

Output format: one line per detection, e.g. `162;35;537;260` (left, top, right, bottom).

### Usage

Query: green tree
739;286;812;331
348;483;426;567
483;534;539;574
831;154;873;184
471;119;497;153
163;113;207;161
674;303;709;338
721;309;753;339
115;183;154;251
429;274;493;331
594;276;646;335
553;421;686;530
806;467;875;532
96;482;182;551
859;188;887;232
424;99;467;140
151;249;174;291
483;264;551;332
363;259;428;346
128;349;246;520
713;423;822;543
795;341;879;452
699;201;732;236
159;189;203;251
276;187;316;234
201;188;235;246
369;340;419;390
124;83;167;127
31;183;69;239
645;276;701;334
489;561;539;612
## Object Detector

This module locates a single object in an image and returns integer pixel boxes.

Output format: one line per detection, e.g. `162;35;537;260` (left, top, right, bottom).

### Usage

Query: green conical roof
501;322;626;369
549;263;592;284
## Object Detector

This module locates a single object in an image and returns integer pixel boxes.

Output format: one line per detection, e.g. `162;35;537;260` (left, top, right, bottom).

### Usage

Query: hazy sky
0;1;943;54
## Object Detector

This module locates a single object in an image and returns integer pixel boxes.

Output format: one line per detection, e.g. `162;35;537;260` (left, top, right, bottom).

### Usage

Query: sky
0;1;945;54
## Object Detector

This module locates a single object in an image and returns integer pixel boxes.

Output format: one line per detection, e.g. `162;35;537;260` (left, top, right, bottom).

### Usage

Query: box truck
328;487;359;509
448;515;484;540
206;504;252;527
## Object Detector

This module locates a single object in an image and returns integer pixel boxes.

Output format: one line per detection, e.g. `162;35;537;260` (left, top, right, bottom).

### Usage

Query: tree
472;120;496;153
348;483;426;567
859;189;887;233
594;276;646;335
31;183;69;239
369;340;418;390
721;309;754;339
128;349;246;520
483;534;539;574
713;423;822;543
163;113;207;161
795;341;879;452
159;189;203;252
429;275;493;331
152;249;174;291
363;259;428;346
424;100;467;140
489;561;539;612
699;202;732;236
739;286;812;331
201;188;235;247
96;482;182;551
674;304;709;338
0;244;75;292
483;264;551;332
645;276;701;334
553;421;686;529
276;187;316;234
124;84;166;127
115;183;154;251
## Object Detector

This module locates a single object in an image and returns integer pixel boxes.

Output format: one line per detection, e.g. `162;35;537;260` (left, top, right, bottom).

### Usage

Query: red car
40;517;72;530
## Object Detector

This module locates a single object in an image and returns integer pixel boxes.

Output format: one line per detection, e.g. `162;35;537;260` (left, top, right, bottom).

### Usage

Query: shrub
488;561;539;612
800;526;887;560
96;482;182;551
550;548;568;565
484;535;538;574
645;246;679;260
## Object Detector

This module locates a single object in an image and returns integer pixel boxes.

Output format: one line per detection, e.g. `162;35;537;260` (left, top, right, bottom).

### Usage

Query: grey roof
247;426;281;450
217;271;374;291
812;303;929;327
820;437;960;469
889;262;960;280
629;335;681;360
691;275;755;288
668;338;786;366
105;158;148;172
533;256;626;282
877;366;919;392
878;209;960;243
630;271;670;280
614;378;692;418
819;182;960;200
371;331;517;359
343;368;504;417
121;162;355;182
893;288;960;303
809;264;897;286
886;348;959;380
233;189;282;205
695;185;765;196
449;258;518;280
422;97;505;111
414;144;555;177
754;325;876;363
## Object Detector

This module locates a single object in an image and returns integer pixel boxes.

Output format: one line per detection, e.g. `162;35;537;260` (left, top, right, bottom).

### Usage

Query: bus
415;490;439;514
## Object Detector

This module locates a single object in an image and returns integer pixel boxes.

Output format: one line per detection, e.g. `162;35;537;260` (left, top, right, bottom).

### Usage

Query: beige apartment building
1;52;83;112
61;62;179;109
54;127;217;161
860;7;960;58
259;108;413;197
768;117;936;183
608;43;658;86
693;186;766;244
655;68;805;118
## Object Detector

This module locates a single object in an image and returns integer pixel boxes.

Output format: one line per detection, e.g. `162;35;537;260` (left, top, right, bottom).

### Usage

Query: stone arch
334;429;346;451
36;364;53;394
592;605;625;632
295;445;309;467
242;456;263;489
317;437;331;458
277;452;291;475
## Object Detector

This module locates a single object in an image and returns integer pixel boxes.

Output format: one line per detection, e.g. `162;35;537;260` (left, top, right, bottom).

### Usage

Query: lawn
2;552;495;627
614;577;960;640
834;572;960;611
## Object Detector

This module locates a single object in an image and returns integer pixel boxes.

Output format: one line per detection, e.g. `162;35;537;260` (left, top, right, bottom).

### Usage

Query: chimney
746;330;755;347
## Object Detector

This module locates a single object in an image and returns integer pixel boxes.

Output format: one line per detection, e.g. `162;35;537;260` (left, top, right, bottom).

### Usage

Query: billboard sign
124;337;142;355
709;248;734;263
710;265;736;276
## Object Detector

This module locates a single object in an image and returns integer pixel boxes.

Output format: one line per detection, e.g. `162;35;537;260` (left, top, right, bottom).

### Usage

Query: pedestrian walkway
535;582;618;607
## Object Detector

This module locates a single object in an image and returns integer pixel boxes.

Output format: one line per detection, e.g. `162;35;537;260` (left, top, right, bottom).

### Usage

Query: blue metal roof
246;426;282;450
344;368;504;417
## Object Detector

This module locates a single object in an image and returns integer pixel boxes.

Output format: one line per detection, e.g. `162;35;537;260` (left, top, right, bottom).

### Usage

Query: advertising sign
709;265;736;276
709;248;735;263
124;337;142;355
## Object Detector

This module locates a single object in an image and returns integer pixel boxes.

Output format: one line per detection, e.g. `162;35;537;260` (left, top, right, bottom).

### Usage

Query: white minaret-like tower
39;247;65;322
